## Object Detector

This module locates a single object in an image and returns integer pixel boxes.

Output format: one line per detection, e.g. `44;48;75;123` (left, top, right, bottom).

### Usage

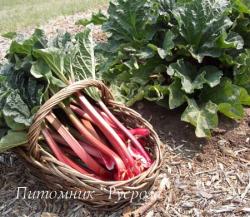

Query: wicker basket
15;80;162;211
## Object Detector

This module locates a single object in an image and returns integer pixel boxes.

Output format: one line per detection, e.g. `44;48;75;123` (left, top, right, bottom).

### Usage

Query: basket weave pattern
16;80;162;210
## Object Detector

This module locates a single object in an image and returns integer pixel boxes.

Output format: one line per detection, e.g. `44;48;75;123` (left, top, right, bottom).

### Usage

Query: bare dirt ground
0;11;250;217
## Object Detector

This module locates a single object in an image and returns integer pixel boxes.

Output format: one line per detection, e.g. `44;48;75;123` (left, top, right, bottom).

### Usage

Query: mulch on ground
0;101;249;217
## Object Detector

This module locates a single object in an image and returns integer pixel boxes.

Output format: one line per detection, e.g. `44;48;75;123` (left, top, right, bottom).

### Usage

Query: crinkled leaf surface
0;63;46;125
96;0;250;138
3;91;32;127
173;0;233;62
0;35;47;152
103;0;159;45
167;59;203;93
51;32;72;49
74;28;96;81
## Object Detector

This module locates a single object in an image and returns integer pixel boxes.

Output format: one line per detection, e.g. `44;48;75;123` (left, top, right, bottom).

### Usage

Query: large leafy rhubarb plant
93;0;250;137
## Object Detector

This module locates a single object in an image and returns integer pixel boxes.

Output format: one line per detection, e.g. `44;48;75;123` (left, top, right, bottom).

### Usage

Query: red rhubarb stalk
129;128;150;137
45;113;109;178
76;93;137;172
116;128;150;141
51;133;115;171
71;104;117;129
70;104;94;123
61;105;128;179
94;106;117;129
98;101;152;165
81;118;106;144
42;128;95;177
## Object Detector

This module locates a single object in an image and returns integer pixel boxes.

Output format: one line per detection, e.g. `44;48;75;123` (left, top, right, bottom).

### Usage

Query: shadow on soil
133;101;239;158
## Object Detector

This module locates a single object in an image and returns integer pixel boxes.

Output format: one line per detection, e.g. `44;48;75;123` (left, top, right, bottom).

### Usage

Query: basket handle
27;79;114;156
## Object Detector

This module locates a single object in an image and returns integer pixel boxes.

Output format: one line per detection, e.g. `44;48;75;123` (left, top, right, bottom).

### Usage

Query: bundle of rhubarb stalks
0;28;155;182
40;91;153;181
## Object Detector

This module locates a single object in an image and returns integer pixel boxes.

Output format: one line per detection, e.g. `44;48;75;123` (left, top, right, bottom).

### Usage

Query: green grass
0;0;108;34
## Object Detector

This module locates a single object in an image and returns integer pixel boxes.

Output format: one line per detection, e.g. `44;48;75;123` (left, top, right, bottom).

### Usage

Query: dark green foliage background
95;0;250;137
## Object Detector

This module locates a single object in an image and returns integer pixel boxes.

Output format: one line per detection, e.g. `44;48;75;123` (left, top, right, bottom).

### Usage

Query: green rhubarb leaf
0;128;8;138
168;79;186;109
4;116;27;131
74;28;96;80
163;30;175;51
33;47;75;89
239;87;250;106
0;62;45;126
103;0;159;45
52;32;72;49
167;59;203;93
218;103;244;120
0;113;5;127
3;91;32;127
157;30;175;59
9;29;47;56
0;130;27;153
234;49;250;93
33;48;66;79
6;68;46;109
0;64;12;80
136;48;155;60
158;0;177;15
31;59;65;88
217;31;244;50
233;14;250;48
31;59;51;79
173;0;232;62
76;10;107;26
34;38;96;91
167;59;223;94
181;99;218;138
118;82;145;106
131;58;164;85
200;78;250;120
0;63;45;129
200;66;223;88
